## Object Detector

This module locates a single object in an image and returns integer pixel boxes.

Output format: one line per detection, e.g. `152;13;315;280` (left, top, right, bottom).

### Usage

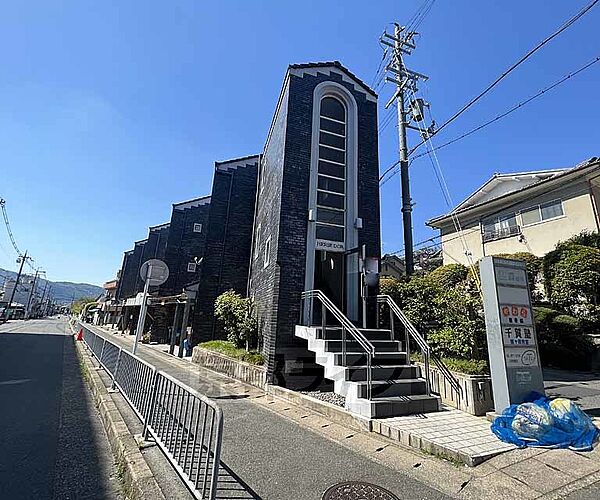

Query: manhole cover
322;481;400;500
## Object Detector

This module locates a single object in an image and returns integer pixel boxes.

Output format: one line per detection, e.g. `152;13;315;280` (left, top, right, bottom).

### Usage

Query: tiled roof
427;157;599;226
289;61;377;97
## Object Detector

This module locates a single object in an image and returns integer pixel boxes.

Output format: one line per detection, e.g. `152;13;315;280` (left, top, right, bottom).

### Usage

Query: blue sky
0;1;598;285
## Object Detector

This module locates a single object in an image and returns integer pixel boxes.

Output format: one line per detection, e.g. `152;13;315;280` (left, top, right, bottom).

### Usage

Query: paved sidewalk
375;409;515;466
87;324;600;499
85;325;451;500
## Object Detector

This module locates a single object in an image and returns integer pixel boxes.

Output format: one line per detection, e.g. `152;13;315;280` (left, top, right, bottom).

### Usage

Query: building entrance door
313;250;345;324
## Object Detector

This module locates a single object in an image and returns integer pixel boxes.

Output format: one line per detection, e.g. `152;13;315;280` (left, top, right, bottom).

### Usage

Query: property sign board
315;239;345;252
480;256;545;412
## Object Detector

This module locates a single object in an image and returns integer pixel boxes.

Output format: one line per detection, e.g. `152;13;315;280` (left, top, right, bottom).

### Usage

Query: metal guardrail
376;295;463;399
78;323;223;500
301;289;376;399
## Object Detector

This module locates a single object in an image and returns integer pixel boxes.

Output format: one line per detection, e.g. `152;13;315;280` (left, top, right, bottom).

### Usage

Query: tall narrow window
316;96;346;242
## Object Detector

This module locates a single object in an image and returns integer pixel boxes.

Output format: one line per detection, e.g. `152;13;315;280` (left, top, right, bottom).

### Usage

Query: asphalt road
0;318;122;499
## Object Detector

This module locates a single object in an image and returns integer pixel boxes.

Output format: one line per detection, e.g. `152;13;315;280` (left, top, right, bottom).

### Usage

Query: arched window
316;96;346;242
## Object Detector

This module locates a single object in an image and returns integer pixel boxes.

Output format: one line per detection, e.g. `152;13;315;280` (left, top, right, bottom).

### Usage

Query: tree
71;297;96;315
214;290;258;349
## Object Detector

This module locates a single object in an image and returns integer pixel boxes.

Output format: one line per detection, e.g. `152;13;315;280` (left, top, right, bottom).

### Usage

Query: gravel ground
300;390;346;407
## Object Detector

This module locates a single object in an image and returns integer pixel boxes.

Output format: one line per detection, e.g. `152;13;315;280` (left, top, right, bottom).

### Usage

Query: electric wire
411;55;600;161
407;0;599;156
407;89;482;292
380;52;600;183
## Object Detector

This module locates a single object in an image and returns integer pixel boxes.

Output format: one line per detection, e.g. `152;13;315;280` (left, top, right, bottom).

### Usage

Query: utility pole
25;268;40;319
381;23;431;275
1;250;30;320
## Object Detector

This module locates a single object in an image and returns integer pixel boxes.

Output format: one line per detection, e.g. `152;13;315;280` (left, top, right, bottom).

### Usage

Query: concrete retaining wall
417;362;494;416
191;347;267;389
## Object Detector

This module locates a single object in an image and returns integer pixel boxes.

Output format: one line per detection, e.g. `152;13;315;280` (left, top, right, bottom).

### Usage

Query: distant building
427;158;600;266
380;254;406;280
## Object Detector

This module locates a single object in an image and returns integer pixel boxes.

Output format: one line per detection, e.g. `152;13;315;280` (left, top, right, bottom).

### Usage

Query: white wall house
427;157;600;266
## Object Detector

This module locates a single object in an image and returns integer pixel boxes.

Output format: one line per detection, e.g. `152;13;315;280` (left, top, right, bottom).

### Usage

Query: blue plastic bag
491;395;599;451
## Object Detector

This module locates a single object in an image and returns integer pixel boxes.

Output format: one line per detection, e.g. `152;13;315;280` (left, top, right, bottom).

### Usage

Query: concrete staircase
295;325;441;419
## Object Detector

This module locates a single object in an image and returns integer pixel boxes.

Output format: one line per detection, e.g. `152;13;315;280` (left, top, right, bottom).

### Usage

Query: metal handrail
376;295;463;398
78;322;223;499
301;289;375;399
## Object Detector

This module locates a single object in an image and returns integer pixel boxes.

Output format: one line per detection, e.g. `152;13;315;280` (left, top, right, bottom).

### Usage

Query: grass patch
199;340;264;365
411;353;489;375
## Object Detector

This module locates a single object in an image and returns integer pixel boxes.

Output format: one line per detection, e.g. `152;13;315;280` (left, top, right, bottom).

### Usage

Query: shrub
547;245;600;317
200;340;264;365
411;352;488;375
426;264;468;289
384;273;486;361
430;285;487;360
214;290;259;348
533;306;595;370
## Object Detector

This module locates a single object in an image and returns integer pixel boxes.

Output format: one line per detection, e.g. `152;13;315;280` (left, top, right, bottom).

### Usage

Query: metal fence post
143;369;160;440
111;348;123;390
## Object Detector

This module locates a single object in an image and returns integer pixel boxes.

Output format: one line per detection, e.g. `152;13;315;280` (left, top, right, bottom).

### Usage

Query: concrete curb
266;385;373;432
74;339;166;500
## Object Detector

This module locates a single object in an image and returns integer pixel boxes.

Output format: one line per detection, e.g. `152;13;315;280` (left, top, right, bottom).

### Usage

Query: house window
187;262;197;272
482;213;520;242
263;236;271;268
520;199;564;226
193;223;202;233
316;96;346;243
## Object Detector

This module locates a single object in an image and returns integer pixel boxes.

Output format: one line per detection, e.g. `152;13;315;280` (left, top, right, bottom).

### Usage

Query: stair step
319;328;393;341
334;352;408;366
346;365;419;381
323;339;402;353
369;394;441;418
357;379;426;398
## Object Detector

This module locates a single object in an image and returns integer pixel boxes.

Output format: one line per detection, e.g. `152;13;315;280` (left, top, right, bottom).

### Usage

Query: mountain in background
0;268;103;305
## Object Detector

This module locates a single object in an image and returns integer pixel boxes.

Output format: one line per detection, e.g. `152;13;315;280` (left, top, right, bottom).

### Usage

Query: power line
408;0;599;156
0;198;36;271
413;55;600;159
379;53;600;183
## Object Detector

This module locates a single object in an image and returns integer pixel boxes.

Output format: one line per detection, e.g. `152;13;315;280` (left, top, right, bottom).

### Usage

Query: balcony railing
482;224;521;243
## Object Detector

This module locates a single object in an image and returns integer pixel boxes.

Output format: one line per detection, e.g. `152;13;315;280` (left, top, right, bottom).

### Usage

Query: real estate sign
480;256;545;412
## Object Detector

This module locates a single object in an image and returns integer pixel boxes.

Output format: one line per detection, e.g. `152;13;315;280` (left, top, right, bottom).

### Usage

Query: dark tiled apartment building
248;62;381;385
160;196;211;297
112;61;381;385
192;156;259;343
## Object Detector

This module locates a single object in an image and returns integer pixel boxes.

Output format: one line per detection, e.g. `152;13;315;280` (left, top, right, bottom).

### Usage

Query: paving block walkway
374;408;515;466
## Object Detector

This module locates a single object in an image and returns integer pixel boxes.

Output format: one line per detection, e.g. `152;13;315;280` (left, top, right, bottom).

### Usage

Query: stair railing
301;290;376;400
376;294;463;399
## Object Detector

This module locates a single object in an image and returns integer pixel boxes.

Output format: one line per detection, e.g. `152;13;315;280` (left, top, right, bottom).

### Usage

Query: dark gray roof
289;61;377;97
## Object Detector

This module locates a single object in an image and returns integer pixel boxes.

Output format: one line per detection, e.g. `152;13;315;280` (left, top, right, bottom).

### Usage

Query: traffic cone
75;328;83;341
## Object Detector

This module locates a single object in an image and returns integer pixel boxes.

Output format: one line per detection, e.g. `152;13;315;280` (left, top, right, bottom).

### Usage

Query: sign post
133;259;169;355
480;256;545;412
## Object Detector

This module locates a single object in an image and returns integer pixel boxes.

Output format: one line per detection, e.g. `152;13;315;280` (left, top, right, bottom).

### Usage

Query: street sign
139;259;169;286
480;256;545;412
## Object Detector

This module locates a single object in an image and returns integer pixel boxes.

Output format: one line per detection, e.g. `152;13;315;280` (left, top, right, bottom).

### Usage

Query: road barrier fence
79;323;223;500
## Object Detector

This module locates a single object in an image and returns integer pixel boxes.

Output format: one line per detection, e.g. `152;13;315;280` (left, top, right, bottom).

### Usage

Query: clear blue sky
0;1;598;285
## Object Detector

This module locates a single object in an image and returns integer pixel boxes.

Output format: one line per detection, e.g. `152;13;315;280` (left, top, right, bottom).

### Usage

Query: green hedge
533;306;595;370
199;340;264;365
411;352;489;375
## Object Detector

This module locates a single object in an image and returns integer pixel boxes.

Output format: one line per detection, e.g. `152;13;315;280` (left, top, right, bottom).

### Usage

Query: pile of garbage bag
491;395;599;451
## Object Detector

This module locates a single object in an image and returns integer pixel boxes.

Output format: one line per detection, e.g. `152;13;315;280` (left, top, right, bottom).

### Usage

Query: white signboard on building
315;239;345;252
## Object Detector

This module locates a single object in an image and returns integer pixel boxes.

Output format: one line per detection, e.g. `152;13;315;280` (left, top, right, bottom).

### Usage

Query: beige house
427;157;600;266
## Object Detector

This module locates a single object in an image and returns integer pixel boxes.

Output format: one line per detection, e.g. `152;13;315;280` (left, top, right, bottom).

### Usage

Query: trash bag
491;395;599;451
